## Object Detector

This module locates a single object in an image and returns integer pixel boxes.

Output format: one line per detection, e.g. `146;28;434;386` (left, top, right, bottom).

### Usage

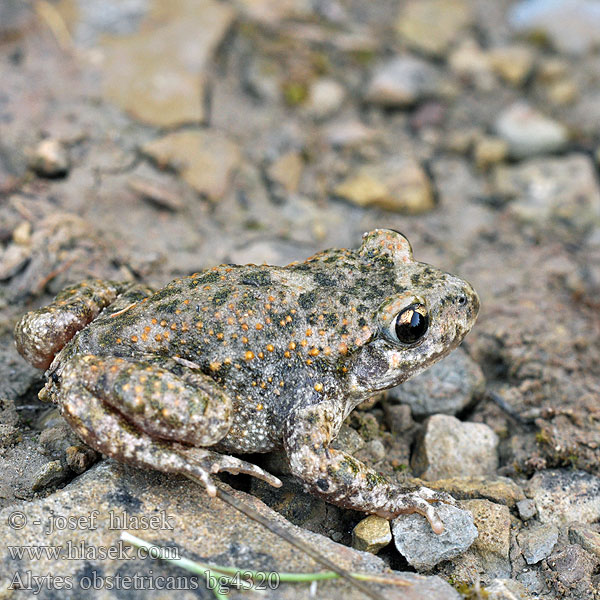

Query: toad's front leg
284;400;455;534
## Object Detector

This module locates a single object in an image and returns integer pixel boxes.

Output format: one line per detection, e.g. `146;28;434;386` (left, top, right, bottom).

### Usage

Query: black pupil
394;304;429;344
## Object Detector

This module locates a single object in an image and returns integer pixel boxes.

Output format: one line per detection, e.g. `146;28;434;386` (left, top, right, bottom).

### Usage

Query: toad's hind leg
55;355;281;492
15;279;152;370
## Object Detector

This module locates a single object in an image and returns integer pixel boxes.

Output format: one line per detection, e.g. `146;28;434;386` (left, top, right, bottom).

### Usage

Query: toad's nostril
457;295;467;306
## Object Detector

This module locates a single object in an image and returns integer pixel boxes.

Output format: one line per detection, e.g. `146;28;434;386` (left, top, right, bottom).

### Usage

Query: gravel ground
1;1;599;598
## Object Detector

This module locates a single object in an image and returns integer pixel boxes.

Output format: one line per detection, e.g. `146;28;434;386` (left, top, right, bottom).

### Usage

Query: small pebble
352;515;392;554
29;139;70;177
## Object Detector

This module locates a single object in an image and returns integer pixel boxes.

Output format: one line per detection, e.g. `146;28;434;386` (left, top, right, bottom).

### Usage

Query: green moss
282;81;308;106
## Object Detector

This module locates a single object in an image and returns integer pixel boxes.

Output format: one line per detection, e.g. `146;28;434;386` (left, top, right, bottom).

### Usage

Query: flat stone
548;543;598;590
485;578;536;600
323;120;379;148
569;525;600;558
392;504;478;570
31;460;69;492
266;151;304;195
352;515;392;554
334;158;434;214
463;501;511;570
517;523;559;564
387;348;485;418
474;137;508;170
143;130;240;201
101;0;234;127
396;0;473;57
488;45;535;87
493;154;600;234
509;0;600;55
526;469;600;527
365;55;440;107
420;476;526;508
412;415;499;480
516;498;537;520
494;102;569;159
0;461;461;599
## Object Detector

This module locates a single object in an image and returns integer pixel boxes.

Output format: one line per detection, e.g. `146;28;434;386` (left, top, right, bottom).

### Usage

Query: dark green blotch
155;300;179;314
197;271;221;284
313;272;337;287
324;313;338;327
298;290;317;309
240;270;272;287
212;289;231;306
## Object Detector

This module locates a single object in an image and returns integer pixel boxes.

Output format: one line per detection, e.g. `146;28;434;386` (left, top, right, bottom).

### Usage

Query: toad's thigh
59;354;232;447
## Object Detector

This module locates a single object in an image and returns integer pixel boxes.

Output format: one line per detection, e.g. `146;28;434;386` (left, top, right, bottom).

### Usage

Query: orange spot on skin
155;334;162;342
116;338;122;344
284;351;291;358
266;344;274;352
196;322;203;329
314;383;324;392
160;320;167;327
256;403;263;411
255;323;263;330
338;342;348;354
217;332;224;340
242;336;249;344
309;348;319;356
245;351;255;360
306;329;312;336
131;335;138;343
289;341;296;350
242;323;249;331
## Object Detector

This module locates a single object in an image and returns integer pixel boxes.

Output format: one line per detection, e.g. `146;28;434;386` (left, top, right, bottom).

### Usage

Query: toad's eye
391;303;429;345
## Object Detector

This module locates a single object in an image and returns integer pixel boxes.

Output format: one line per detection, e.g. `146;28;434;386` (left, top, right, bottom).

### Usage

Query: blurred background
1;1;599;598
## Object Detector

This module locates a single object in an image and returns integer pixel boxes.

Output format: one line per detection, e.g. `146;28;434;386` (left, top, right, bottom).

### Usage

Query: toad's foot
174;446;282;495
374;487;458;534
285;399;458;534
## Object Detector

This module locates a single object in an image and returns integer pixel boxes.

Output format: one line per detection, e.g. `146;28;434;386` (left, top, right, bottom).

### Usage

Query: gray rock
0;461;461;600
31;460;69;492
569;525;600;558
392;503;478;570
485;578;536;600
516;569;546;594
517;523;559;564
509;0;600;55
388;348;485;418
526;469;600;527
494;102;569;158
516;498;537;521
412;415;499;480
352;515;392;554
365;55;440;107
493;154;600;235
548;543;598;591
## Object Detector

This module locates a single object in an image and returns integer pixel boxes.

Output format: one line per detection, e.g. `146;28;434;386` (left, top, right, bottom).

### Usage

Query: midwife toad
15;229;479;533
